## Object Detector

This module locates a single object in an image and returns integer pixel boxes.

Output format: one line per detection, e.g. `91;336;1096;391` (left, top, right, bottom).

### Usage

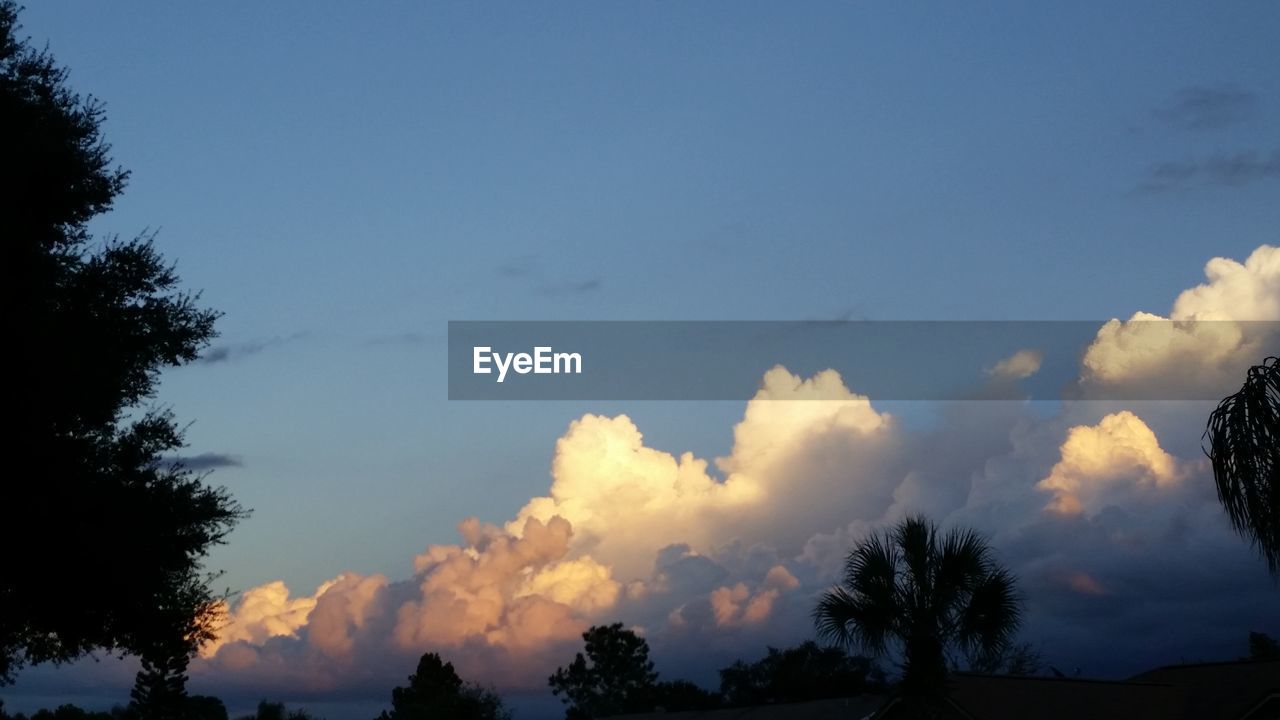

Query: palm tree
813;516;1021;696
1204;356;1279;577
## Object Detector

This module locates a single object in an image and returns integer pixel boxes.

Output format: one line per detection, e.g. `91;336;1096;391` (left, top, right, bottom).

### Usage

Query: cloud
1153;85;1258;130
200;332;307;364
536;278;602;297
306;573;391;659
199;517;615;691
1080;244;1279;397
365;331;436;347
162;249;1280;699
1035;411;1180;516
188;366;907;694
495;254;603;298
1063;571;1109;597
393;516;617;656
21;352;1273;703
987;349;1044;380
164;452;242;471
204;580;333;657
706;566;800;627
1141;149;1280;191
507;366;898;580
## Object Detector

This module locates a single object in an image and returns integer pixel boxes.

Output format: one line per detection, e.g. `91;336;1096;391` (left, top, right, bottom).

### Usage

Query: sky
7;2;1280;718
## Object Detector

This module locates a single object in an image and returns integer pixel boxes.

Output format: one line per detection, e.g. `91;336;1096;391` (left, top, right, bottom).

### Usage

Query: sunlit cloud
1081;244;1278;397
1036;411;1180;516
988;348;1043;380
183;245;1280;698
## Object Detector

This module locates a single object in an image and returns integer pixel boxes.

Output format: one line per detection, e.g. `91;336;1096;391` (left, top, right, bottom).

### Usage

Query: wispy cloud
163;452;243;471
536;278;602;297
497;254;539;278
495;254;603;298
366;331;436;347
200;332;307;364
1140;149;1280;191
1153;84;1258;131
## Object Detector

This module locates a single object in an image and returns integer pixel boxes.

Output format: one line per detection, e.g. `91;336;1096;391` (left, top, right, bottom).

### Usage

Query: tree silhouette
965;640;1043;676
376;653;508;720
0;705;115;720
719;641;884;705
549;623;659;719
1204;357;1279;576
129;596;204;720
649;680;721;712
0;1;243;682
1249;631;1279;660
814;516;1021;696
231;701;316;720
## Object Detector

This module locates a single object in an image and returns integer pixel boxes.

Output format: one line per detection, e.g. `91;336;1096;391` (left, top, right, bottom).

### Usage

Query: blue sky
9;2;1280;716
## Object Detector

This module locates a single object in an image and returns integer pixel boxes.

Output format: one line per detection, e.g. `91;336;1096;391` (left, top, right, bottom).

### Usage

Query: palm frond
956;567;1022;658
894;516;937;602
936;528;991;598
1204;356;1280;575
813;586;894;654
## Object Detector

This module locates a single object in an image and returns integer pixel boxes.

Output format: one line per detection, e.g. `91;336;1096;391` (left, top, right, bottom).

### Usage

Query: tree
649;680;721;712
966;640;1043;676
0;1;244;683
1249;631;1279;660
239;702;284;720
814;516;1022;696
128;610;196;720
1204;357;1279;576
719;641;885;706
129;650;189;720
375;653;509;720
233;700;318;720
548;623;659;719
25;706;113;720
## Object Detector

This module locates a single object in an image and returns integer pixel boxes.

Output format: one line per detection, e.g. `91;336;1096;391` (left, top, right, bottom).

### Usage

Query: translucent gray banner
447;321;1277;401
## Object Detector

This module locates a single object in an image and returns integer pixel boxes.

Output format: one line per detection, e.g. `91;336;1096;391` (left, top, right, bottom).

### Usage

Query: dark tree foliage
0;701;227;720
1205;357;1280;576
719;641;885;706
1249;631;1279;660
239;702;283;720
375;653;509;720
814;516;1022;697
649;680;721;712
1;705;114;720
548;623;659;719
231;701;316;720
965;640;1043;676
128;613;194;720
0;0;243;683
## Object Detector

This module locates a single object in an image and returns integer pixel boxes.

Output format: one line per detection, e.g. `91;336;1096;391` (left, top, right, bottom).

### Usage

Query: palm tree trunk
902;635;947;696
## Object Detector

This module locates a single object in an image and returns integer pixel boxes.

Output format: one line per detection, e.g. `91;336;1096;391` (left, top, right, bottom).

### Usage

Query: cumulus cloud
393;516;616;654
508;366;898;580
193;366;907;693
204;580;333;656
181;249;1280;699
988;349;1043;380
1080;245;1280;397
196;517;620;691
1035;411;1180;515
706;566;800;627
